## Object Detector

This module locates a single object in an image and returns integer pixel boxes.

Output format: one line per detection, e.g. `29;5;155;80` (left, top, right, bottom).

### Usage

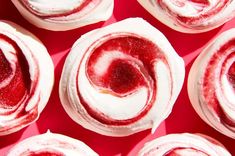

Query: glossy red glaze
100;59;145;95
77;34;170;125
0;34;30;109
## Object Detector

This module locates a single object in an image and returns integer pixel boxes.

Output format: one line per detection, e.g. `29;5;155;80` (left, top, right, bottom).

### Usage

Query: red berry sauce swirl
60;18;185;136
20;150;64;156
164;147;209;156
0;21;54;136
138;0;235;33
76;33;170;126
0;32;39;135
158;0;231;29
138;133;231;156
201;39;235;130
188;28;235;138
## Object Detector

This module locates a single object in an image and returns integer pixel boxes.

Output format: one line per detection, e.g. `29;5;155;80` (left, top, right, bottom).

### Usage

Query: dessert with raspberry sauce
138;133;231;156
7;131;98;156
11;0;114;31
0;20;54;136
59;18;185;136
188;28;235;138
137;0;235;33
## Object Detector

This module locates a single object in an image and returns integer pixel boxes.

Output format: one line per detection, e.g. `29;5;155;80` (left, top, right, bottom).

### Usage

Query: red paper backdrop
0;0;235;155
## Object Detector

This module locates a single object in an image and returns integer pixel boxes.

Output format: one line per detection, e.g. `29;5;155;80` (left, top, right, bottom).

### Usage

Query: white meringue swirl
7;131;98;156
0;20;54;136
11;0;114;31
188;28;235;138
59;18;185;136
137;0;235;33
138;133;231;156
21;0;87;16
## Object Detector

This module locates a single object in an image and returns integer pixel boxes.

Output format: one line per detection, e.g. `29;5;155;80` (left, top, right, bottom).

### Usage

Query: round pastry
0;20;54;136
11;0;114;31
137;0;235;33
7;131;98;156
188;28;235;138
138;133;231;156
59;18;185;137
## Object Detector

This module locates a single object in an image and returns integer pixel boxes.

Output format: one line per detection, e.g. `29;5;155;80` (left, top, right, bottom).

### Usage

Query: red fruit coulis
0;34;31;109
164;147;209;156
158;0;231;29
0;33;39;133
76;33;171;125
20;0;100;18
143;147;209;156
228;62;235;90
202;39;235;128
17;139;81;156
21;150;64;156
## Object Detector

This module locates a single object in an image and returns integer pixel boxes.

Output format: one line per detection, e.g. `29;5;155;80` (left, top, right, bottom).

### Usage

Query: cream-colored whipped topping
7;131;98;156
11;0;114;31
24;0;86;16
188;28;235;138
0;21;54;136
137;0;235;33
59;18;185;136
138;133;231;156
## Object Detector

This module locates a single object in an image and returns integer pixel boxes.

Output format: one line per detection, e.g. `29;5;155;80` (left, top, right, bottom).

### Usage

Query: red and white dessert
59;18;185;136
11;0;114;31
188;29;235;138
0;21;54;136
7;131;98;156
137;0;235;33
138;133;231;156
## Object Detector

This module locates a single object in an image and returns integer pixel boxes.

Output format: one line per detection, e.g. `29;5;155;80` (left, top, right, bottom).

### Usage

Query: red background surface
0;0;235;155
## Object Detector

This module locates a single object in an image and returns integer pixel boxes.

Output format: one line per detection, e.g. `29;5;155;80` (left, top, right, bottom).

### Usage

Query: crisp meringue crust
137;0;235;33
0;21;54;136
188;29;235;138
138;133;231;156
11;0;114;31
59;18;185;136
19;0;93;17
7;131;98;156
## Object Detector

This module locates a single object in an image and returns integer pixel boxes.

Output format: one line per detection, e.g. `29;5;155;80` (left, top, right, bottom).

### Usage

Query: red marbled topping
202;39;235;128
19;0;100;18
170;0;209;7
89;59;146;95
164;147;209;156
21;150;64;156
76;34;171;125
0;34;30;109
143;147;209;156
228;62;235;90
158;0;231;28
0;33;39;134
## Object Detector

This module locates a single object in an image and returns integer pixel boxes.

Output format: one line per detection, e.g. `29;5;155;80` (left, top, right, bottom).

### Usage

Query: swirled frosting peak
59;18;185;136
